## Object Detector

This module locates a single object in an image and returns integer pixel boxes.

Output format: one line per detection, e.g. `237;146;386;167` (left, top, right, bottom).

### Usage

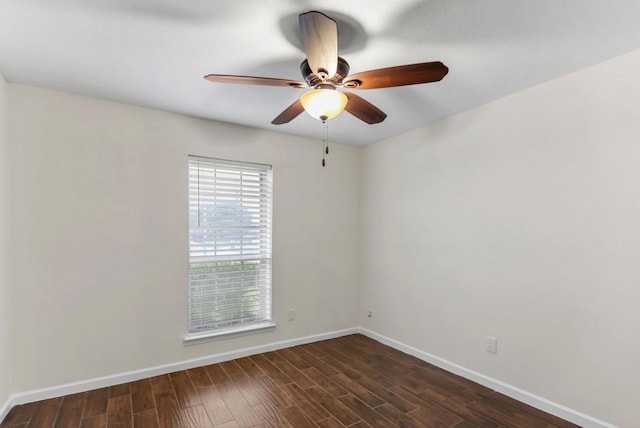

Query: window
186;156;273;340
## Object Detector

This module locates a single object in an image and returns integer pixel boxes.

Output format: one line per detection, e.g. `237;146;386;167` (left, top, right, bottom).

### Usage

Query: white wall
7;84;360;392
0;73;11;406
360;50;640;427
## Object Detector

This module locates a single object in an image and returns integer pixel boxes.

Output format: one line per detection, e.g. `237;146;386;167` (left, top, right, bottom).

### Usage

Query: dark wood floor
1;334;579;428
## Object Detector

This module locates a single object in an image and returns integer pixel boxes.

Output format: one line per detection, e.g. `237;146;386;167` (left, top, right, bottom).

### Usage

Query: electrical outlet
486;336;498;354
288;308;296;321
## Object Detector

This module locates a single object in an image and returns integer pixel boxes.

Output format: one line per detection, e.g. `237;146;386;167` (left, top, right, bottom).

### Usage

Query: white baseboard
0;395;12;425
0;327;358;422
1;327;617;428
358;328;617;428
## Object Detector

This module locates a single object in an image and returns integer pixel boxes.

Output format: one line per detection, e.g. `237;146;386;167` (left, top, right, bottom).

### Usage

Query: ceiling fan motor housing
301;57;351;88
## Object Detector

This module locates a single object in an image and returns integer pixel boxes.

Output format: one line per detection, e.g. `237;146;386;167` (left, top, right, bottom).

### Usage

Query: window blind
188;156;272;334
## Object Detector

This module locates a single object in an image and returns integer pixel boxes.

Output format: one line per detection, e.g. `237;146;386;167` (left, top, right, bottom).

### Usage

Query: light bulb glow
300;89;348;121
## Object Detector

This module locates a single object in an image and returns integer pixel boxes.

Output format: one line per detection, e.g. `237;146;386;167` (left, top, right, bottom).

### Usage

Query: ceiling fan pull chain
325;119;329;155
322;119;328;167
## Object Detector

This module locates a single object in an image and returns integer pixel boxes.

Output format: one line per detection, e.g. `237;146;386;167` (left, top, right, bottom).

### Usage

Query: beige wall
5;50;640;426
7;84;361;392
0;73;11;405
360;50;640;427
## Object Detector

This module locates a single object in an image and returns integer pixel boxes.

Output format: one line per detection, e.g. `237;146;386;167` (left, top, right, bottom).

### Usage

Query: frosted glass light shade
300;89;348;121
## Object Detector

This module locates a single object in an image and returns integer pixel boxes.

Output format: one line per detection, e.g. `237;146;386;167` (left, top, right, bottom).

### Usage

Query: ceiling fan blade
204;74;306;88
271;99;305;125
299;11;338;78
343;61;449;89
343;92;387;124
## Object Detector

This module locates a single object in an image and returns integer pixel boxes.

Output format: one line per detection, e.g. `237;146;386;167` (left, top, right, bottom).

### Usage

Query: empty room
1;1;639;427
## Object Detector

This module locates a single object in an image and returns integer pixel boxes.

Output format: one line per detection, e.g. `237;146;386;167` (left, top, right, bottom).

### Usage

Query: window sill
183;322;277;346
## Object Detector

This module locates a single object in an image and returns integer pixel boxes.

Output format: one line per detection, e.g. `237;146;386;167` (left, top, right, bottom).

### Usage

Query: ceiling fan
204;11;449;125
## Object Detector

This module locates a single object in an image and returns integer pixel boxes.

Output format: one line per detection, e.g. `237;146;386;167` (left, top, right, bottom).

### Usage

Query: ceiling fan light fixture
300;88;348;121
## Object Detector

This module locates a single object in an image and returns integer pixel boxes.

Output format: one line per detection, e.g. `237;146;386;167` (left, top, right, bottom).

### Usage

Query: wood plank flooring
1;334;580;428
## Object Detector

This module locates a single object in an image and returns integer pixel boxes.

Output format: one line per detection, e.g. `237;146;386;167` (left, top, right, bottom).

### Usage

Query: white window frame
184;156;274;344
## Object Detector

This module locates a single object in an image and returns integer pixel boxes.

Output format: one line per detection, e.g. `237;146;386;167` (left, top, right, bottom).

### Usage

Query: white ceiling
1;0;639;146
